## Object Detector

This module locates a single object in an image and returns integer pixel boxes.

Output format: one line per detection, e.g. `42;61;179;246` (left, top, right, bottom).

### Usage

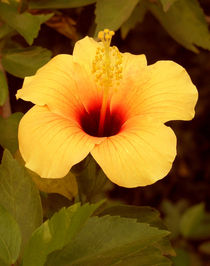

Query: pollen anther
92;29;123;92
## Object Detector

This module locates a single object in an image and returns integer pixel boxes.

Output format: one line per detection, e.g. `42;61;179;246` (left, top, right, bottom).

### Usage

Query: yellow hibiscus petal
112;60;197;122
122;52;147;78
73;36;101;73
110;52;147;118
19;105;102;178
16;54;100;120
91;116;176;188
140;60;198;122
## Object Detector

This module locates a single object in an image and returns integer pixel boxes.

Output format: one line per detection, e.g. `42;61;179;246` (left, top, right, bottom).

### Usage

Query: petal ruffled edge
140;60;198;122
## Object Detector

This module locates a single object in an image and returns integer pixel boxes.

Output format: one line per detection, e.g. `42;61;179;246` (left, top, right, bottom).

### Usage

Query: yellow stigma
92;29;123;92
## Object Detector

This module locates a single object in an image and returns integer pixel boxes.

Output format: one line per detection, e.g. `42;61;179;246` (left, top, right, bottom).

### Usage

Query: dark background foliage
0;0;210;265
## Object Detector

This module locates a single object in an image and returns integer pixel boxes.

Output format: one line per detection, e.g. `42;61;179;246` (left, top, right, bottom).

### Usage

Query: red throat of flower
81;29;123;137
79;100;126;137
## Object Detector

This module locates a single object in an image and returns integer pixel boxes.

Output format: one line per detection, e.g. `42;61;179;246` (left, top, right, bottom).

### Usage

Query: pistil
98;88;109;136
92;29;122;137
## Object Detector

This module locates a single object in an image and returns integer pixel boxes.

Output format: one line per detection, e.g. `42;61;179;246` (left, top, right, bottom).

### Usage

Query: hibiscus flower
16;29;198;188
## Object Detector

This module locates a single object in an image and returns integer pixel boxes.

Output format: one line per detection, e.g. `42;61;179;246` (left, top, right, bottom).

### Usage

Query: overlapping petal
111;60;198;123
91;116;177;187
16;54;101;120
19;105;102;178
73;36;147;79
73;36;101;73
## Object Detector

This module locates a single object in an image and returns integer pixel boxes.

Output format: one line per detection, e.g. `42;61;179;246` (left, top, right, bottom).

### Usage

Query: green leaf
161;200;188;239
160;0;177;12
171;248;190;266
15;150;78;200
22;201;104;266
113;246;171;266
0;258;8;266
121;2;147;39
0;0;28;13
29;0;96;9
190;213;210;240
99;204;164;227
2;46;52;78
0;112;23;154
1;0;19;7
0;70;8;106
95;0;139;35
46;215;169;266
172;247;202;266
0;150;43;252
74;156;113;203
145;0;210;52
180;203;210;240
99;204;175;256
31;170;78;200
0;2;53;45
0;23;14;39
0;204;21;265
180;203;204;238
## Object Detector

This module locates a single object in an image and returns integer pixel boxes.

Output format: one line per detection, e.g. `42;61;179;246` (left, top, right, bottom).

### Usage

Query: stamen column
91;29;122;137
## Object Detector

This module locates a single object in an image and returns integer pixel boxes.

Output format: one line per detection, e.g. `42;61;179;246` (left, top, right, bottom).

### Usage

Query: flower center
79;103;125;137
91;29;123;137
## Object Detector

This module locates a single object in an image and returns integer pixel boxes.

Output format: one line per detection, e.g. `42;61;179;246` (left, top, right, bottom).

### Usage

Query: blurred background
0;0;210;265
